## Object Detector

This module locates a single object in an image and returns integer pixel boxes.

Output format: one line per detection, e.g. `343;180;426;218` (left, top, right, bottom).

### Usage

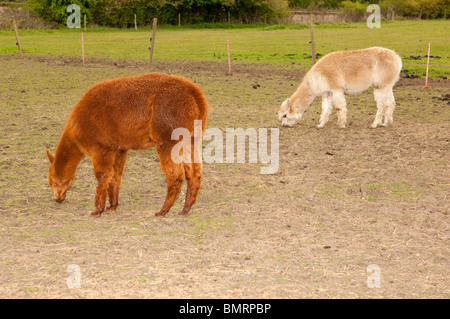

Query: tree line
5;0;449;27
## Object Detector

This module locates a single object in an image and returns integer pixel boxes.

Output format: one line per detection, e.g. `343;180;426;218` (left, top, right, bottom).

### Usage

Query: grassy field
0;20;449;76
0;21;449;298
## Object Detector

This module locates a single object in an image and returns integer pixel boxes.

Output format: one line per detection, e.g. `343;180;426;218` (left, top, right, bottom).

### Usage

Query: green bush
25;0;450;27
27;0;290;27
340;0;367;14
379;0;449;19
27;0;97;25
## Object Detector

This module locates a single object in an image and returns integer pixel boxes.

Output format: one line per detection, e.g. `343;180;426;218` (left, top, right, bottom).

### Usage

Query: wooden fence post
12;16;22;57
424;42;430;88
149;18;157;68
84;14;86;32
81;32;85;65
134;14;137;30
310;14;316;65
227;40;231;75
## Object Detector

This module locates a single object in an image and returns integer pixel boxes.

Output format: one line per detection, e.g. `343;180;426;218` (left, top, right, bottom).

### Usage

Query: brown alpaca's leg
155;145;185;217
178;138;202;216
106;150;128;211
179;161;202;216
90;150;115;216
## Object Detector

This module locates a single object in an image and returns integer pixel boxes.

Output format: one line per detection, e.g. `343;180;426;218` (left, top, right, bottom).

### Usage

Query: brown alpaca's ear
45;149;54;164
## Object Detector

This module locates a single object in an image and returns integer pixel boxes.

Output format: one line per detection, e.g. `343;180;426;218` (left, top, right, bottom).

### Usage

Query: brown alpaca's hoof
178;210;189;216
106;205;118;211
90;208;104;217
90;211;102;217
155;211;167;217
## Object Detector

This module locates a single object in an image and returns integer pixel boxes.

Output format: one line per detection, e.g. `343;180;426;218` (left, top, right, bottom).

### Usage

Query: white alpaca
278;47;402;128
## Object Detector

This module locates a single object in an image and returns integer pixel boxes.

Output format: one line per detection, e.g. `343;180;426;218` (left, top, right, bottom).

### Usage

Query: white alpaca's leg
372;88;390;128
382;89;396;126
332;91;347;129
317;92;333;128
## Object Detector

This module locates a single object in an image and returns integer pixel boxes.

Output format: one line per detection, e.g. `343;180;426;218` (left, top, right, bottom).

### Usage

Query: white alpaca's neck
289;81;315;115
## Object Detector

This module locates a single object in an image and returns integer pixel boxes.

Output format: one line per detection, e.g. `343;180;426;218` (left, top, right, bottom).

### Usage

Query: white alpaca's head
278;99;303;127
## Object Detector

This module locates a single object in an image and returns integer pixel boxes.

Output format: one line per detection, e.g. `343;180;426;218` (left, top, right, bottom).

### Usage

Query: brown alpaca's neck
291;81;315;114
53;132;84;179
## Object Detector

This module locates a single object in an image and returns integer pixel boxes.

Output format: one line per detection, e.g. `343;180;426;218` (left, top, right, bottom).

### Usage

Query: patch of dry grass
0;55;448;298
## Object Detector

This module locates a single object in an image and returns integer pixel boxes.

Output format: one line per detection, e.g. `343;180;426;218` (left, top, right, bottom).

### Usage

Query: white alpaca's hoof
316;123;325;129
370;123;378;129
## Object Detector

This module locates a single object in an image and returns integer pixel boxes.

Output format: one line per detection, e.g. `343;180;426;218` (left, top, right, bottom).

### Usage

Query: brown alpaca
46;73;208;217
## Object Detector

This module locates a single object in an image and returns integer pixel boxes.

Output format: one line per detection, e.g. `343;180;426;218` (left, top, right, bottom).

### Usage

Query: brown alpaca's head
46;149;75;203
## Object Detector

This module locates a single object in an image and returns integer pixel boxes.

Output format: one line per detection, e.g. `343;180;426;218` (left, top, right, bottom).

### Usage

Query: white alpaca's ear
278;99;290;121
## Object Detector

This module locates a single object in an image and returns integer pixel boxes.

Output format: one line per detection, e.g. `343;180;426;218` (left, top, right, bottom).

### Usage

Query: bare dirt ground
0;55;448;298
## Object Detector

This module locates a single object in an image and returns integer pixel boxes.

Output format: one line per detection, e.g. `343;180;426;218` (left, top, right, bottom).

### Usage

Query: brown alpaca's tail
192;87;209;133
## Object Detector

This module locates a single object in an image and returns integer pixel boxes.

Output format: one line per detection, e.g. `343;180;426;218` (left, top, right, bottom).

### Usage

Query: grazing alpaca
46;73;208;217
278;47;402;128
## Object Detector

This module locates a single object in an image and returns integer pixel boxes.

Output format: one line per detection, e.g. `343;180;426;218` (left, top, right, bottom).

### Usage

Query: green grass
0;20;448;76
